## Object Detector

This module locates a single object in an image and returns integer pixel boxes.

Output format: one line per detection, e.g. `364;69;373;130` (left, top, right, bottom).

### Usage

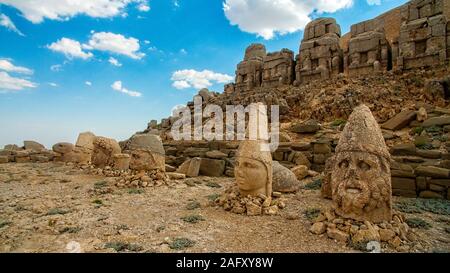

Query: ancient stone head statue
235;140;272;197
331;104;392;223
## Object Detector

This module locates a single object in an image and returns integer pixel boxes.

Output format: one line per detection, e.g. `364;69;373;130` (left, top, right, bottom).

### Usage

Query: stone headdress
335;104;390;160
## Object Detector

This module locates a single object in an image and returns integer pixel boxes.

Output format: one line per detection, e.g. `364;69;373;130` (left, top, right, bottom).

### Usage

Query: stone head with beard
331;104;392;223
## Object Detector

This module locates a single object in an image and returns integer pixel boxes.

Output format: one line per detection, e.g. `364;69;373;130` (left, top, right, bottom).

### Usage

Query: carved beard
335;176;390;215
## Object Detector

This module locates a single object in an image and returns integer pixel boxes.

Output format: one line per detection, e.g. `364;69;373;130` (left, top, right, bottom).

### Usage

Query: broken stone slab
166;172;186;180
272;161;300;193
393;189;417;198
199;158;225;177
418;190;444;199
290;142;312;151
390;169;416;178
422;116;450;127
165;164;176;172
390;143;416;156
415;165;450;178
291;120;321;133
23;141;46;151
381;110;416;131
391;177;416;190
291;165;309;180
177;157;201;177
4;144;20;151
0;156;8;163
416;149;441;159
205;150;228;159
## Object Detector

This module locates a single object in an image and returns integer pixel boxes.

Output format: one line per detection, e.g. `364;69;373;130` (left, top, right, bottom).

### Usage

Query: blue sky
0;0;408;148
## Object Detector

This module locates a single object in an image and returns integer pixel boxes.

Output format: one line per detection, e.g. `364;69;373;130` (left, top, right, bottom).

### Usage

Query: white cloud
111;80;142;97
83;32;145;59
144;40;150;44
0;13;24;36
50;64;63;72
0;59;33;74
171;69;233;90
47;38;93;60
0;71;37;92
173;0;180;8
108;57;122;67
223;0;353;39
180;48;187;55
366;0;381;5
0;0;147;24
48;82;58;87
85;81;92;86
138;2;150;12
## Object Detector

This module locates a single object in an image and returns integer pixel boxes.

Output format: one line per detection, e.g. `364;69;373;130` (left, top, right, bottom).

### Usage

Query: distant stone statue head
126;133;165;172
244;43;266;61
331;104;392;223
235;140;272;197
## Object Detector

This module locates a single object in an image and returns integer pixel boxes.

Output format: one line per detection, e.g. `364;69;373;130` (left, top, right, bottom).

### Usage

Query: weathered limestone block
331;105;392;223
235;44;266;92
177;157;201;177
15;150;31;163
381;110;417;130
235;140;273;197
92;137;121;168
272;161;300;193
113;153;131;171
0;155;8;163
262;49;294;87
200;158;225;177
4;144;20;151
295;18;342;85
23;141;45;151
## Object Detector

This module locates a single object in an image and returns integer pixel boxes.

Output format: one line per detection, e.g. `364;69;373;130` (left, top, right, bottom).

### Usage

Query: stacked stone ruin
225;0;450;91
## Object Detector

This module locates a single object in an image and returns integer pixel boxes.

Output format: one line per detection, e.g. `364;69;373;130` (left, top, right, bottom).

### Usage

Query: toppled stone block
23;140;45;151
200;158;225;177
381;110;417;130
272;161;299;193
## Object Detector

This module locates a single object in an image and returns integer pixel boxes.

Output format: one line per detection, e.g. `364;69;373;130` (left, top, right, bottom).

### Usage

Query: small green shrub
206;182;222;188
128;188;144;194
104;242;143;252
406;217;432;229
181;215;205;224
186;201;201;210
169;238;195;250
46;208;70;216
0;220;11;228
94;181;107;189
304;208;321;221
92;199;103;205
59;227;82;234
303;179;322;190
207;194;221;202
331;119;346;127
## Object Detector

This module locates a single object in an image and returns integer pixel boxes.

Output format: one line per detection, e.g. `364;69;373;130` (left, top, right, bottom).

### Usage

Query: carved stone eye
358;160;371;171
339;159;349;168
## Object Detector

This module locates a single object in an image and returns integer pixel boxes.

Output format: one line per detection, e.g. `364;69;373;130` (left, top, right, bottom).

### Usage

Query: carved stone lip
345;187;362;194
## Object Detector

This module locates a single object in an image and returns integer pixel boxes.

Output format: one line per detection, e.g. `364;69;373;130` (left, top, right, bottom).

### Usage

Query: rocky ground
0;162;449;253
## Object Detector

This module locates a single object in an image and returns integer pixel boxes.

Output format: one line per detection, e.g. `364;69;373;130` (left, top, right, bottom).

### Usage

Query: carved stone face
331;151;391;222
235;156;268;196
129;150;165;171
